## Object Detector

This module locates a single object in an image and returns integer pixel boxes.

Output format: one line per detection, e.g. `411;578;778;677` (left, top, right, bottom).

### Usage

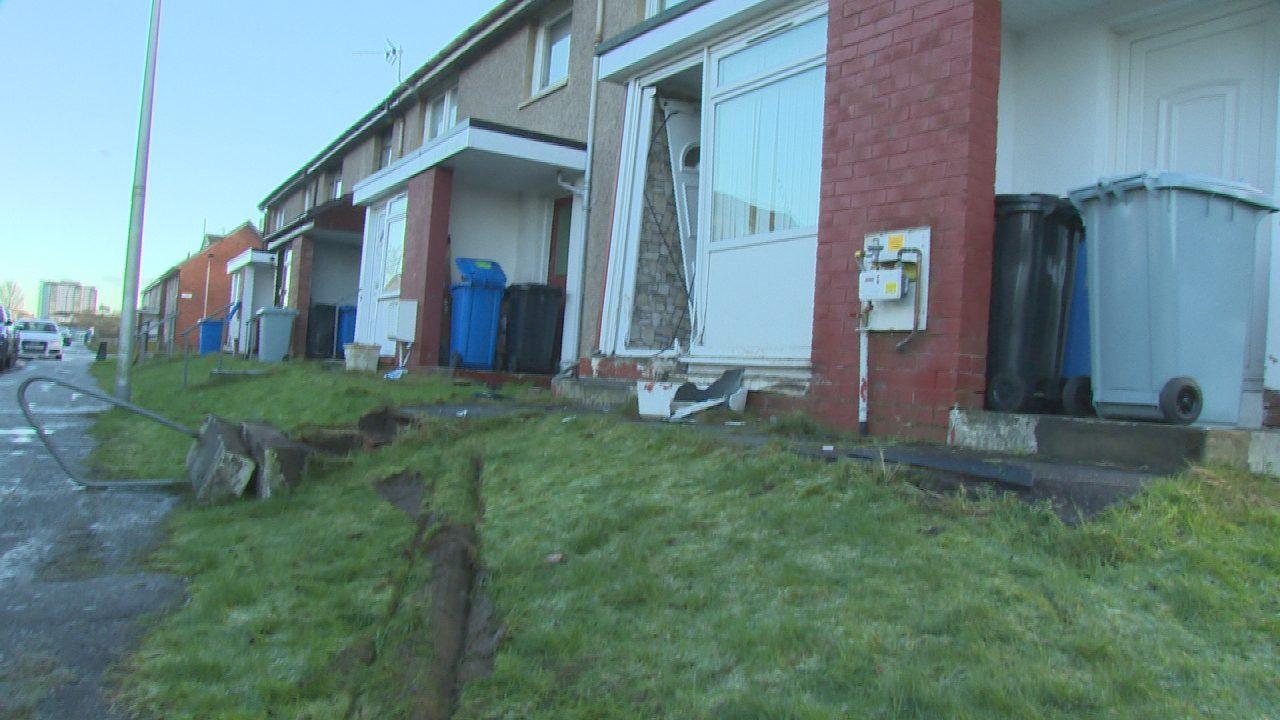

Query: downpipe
857;302;870;437
18;375;196;489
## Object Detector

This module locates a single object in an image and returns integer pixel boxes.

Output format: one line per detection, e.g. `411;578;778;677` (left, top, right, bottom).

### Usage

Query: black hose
18;376;195;489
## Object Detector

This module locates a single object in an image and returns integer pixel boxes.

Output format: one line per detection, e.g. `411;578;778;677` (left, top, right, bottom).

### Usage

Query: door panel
693;13;826;362
1124;6;1278;397
660;98;700;292
547;196;572;289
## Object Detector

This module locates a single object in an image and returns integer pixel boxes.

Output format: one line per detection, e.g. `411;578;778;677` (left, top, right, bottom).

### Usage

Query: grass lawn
96;360;1280;719
88;355;477;479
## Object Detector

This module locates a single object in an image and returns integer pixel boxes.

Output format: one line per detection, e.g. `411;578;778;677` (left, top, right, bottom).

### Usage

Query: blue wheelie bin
335;305;357;358
449;259;506;370
197;319;224;356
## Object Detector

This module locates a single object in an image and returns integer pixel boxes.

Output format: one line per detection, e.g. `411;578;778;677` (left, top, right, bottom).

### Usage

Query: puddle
0;428;36;444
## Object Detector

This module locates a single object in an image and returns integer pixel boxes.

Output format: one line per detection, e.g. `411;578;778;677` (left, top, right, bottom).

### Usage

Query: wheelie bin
1068;172;1278;425
985;195;1083;412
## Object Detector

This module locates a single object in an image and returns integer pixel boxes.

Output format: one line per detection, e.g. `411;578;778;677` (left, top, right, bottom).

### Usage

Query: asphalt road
0;345;182;719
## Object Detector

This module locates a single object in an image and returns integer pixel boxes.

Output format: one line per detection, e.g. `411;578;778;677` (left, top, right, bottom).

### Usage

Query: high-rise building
37;280;99;318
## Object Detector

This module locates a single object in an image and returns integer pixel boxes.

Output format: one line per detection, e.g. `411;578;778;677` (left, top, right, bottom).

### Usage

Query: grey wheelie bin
255;307;298;362
1068;172;1278;425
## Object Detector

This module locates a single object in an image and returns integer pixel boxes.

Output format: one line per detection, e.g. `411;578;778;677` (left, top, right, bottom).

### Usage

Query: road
0;345;182;718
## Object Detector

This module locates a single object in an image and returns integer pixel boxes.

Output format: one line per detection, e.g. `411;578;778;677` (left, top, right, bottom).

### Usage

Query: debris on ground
356;406;421;446
294;427;367;455
186;415;256;505
240;421;312;499
637;368;749;421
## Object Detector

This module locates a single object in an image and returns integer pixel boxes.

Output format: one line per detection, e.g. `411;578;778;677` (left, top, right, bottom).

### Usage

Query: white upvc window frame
423;86;459;144
330;171;344;201
645;0;689;18
531;10;572;96
376;126;395;171
598;0;826;362
279;246;294;307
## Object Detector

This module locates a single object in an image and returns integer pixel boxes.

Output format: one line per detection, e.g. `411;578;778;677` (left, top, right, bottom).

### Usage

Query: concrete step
949;408;1280;476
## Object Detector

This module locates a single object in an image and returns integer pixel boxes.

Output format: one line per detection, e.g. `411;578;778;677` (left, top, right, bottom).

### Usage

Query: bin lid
1068;172;1279;212
455;258;507;288
995;194;1079;218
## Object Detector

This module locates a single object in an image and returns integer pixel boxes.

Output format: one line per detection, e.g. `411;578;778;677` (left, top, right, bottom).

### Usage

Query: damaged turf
348;454;500;719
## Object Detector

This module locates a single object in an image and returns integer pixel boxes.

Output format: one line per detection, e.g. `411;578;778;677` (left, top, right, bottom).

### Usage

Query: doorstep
949;407;1280;476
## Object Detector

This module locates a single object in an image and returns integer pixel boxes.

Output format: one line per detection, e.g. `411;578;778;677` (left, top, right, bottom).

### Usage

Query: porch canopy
353;118;586;206
351;119;587;367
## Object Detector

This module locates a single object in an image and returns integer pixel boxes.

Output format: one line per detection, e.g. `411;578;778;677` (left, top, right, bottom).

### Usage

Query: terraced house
574;0;1279;439
258;0;600;366
261;0;1278;440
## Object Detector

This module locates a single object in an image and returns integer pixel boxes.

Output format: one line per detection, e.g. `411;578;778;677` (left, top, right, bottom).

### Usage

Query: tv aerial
355;39;404;83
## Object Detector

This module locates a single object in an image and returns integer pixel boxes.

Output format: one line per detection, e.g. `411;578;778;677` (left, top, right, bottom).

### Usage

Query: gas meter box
860;227;930;332
858;267;906;301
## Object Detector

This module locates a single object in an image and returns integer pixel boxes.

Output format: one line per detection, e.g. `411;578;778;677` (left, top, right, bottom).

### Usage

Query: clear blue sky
0;0;495;315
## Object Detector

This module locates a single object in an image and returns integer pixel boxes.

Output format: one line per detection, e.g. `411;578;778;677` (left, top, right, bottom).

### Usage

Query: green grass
97;361;1280;719
88;356;476;479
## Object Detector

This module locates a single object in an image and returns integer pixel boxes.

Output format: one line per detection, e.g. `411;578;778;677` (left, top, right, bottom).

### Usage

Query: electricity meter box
860;227;930;332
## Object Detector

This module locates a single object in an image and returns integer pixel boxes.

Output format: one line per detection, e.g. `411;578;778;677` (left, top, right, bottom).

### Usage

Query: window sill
521;79;568;109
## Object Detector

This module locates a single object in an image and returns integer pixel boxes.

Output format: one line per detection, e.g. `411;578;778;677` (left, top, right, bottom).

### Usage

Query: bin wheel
449;351;463;369
1061;376;1094;417
1158;376;1202;425
987;374;1028;412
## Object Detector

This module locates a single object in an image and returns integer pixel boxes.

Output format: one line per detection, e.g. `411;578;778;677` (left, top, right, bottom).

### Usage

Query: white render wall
997;0;1280;399
447;183;552;286
995;15;1118;194
310;241;362;307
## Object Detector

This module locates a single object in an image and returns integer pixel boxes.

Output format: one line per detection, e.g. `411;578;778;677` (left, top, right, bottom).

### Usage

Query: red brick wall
813;0;1001;440
175;224;263;349
402;168;454;367
286;237;315;358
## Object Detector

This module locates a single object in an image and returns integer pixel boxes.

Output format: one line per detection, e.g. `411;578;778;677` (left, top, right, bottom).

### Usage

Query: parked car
15;319;64;360
0;305;17;369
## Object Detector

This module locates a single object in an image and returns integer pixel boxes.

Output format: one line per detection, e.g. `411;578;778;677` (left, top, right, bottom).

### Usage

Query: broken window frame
599;0;826;363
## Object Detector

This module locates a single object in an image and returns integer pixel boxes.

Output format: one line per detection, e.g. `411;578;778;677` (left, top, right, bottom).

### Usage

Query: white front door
660;98;701;293
228;272;243;351
692;9;827;363
355;194;408;355
1122;3;1280;402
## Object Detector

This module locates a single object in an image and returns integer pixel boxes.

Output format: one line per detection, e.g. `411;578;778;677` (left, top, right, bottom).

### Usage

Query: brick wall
286;237;315;358
402;167;454;367
814;0;1001;440
175;223;263;350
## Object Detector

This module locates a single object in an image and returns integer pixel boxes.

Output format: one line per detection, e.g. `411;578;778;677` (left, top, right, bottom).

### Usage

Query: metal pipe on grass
19;375;194;489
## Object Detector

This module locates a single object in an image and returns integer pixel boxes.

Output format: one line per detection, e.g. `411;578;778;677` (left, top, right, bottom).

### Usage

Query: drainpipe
857;303;870;436
202;251;213;318
855;247;870;436
559;1;604;374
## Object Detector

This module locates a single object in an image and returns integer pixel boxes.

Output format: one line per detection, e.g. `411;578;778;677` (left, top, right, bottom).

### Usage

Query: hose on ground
18;375;195;489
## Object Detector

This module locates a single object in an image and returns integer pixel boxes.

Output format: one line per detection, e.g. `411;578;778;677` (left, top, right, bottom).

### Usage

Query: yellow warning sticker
888;234;905;252
885;281;899;296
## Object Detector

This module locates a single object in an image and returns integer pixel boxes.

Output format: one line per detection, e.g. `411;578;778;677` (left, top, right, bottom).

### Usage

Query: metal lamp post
114;0;163;401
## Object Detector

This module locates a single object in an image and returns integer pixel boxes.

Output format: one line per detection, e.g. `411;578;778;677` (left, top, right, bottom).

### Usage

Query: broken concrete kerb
241;421;312;499
186;415;256;505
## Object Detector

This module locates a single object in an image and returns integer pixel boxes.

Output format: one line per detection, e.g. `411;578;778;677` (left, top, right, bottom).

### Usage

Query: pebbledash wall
574;0;1001;441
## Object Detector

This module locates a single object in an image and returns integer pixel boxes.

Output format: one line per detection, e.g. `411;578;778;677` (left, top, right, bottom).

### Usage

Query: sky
0;0;496;315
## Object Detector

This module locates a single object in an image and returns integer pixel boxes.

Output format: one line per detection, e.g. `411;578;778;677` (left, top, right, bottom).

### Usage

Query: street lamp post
115;0;163;402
